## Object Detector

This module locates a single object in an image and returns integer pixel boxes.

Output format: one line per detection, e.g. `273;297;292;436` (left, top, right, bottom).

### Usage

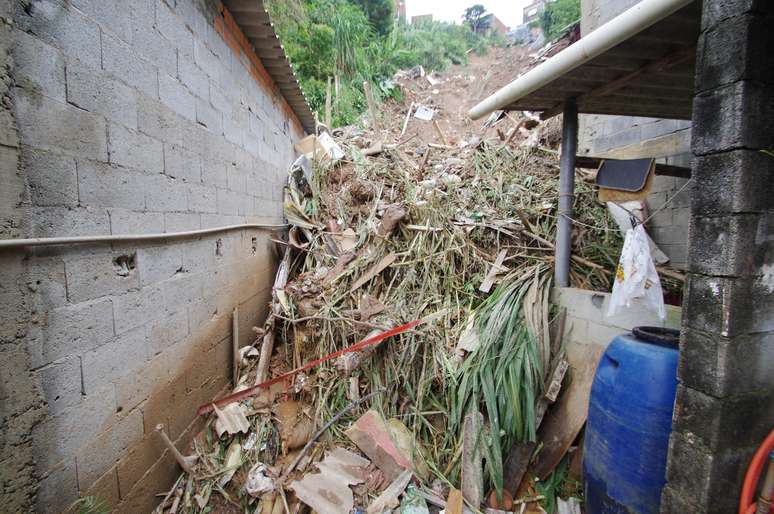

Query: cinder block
148;309;189;356
136;244;183;286
159;73;196;122
680;327;774;397
692;81;774;156
32;384;117;475
37;355;82;416
30;206;109;238
164;143;201;182
164;211;201;232
77;159;147;211
66;59;139;129
35;460;79;514
193;38;220;80
692;150;774;215
102;33;159;99
640;119;679;141
109;208;164;235
216;188;240;216
688;213;764;277
108;123;164;174
22;146;78;207
156;0;194;53
81;466;120;513
665;430;755;513
200;159;227;189
130;15;177;78
70;0;132;42
75;407;144;491
195;97;223;133
137;95;187;148
13;30;66;101
31;297;114;367
113;284;167;334
20;0;101;68
114;440;178;513
695;13;773;93
15;90;107;160
701;0;773;31
660;484;701;514
209;83;231;114
681;274;769;337
185;336;231;392
116;431;170;499
25;254;69;309
114;350;173;412
180;238;217;274
144;174;188;212
65;250;140;303
160;270;205;307
177;55;209;100
82;327;149;394
140;373;186;436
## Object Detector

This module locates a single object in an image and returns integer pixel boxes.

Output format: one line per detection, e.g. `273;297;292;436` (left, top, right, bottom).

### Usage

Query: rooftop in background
469;0;701;121
222;0;316;133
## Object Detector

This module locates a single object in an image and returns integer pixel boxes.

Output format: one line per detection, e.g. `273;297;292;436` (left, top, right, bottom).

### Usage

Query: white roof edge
468;0;695;120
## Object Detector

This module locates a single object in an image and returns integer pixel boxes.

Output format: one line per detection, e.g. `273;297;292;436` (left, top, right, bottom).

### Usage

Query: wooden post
325;76;332;128
462;411;484;508
232;307;239;386
363;81;379;131
555;98;578;287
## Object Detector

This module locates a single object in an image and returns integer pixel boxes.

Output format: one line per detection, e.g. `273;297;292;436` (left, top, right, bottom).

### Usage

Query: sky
404;0;530;29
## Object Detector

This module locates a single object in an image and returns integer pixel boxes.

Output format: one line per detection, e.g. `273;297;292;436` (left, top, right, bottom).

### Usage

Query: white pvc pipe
0;222;288;250
468;0;694;120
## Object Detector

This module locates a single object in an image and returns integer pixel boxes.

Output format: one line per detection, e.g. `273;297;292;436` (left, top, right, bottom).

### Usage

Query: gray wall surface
579;0;692;270
0;0;303;512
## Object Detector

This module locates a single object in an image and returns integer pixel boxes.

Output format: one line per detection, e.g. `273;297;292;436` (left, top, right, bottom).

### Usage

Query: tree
463;4;488;32
537;0;580;40
351;0;395;36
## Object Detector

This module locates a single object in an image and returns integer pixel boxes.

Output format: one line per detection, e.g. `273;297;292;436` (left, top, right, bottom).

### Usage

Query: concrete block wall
662;1;774;512
553;287;681;350
1;0;304;512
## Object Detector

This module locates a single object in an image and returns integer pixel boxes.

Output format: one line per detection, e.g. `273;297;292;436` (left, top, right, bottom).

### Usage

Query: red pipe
739;428;774;514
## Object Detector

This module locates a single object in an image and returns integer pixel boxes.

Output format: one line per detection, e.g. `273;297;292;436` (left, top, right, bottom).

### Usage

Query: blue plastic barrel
583;326;680;514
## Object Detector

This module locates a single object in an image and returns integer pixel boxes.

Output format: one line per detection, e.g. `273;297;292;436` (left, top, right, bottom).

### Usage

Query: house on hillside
411;13;433;25
0;0;313;512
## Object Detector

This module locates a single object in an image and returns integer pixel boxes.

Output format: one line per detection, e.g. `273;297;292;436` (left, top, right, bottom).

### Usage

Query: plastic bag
608;224;665;319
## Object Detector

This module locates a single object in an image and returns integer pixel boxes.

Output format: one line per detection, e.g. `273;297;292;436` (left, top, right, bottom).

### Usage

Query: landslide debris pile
152;59;673;514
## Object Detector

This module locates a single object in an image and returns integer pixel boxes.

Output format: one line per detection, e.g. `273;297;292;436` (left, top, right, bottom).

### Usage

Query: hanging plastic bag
608;224;665;319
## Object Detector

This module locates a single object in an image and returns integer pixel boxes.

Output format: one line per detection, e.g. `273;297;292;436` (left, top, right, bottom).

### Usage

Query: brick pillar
661;1;774;513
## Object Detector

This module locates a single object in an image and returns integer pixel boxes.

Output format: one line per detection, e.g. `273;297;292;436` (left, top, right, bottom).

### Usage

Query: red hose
739;428;774;514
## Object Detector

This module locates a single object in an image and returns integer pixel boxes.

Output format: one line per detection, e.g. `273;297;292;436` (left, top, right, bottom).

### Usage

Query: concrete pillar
555;98;578;288
661;2;774;513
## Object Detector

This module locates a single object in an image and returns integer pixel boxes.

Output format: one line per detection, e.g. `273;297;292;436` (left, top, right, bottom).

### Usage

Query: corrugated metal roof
222;0;316;133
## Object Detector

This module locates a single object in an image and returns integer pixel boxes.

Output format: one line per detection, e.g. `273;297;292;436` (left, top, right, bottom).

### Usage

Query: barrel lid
632;326;680;348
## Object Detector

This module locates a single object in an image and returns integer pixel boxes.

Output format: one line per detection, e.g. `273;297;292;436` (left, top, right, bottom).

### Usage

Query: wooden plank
531;343;603;479
503;442;536;496
232;307;240;386
255;47;287;58
446;489;464;514
479;249;507;293
349;253;396;293
224;0;265;13
462;411;484;508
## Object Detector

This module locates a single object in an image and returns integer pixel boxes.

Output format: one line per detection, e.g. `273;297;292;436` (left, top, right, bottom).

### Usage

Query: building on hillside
411;13;433;24
488;14;509;36
523;0;549;24
394;0;407;19
0;1;313;512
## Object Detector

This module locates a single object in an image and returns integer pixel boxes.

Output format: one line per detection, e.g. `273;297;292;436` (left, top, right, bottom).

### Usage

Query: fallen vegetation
152;41;682;514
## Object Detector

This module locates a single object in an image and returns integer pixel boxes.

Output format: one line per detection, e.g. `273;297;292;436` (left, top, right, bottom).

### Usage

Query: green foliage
351;0;394;36
75;496;109;514
535;456;583;513
463;4;487;31
265;0;497;126
538;0;580;40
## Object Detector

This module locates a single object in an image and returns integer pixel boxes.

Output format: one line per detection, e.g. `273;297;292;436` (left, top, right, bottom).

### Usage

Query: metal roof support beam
555;98;578;288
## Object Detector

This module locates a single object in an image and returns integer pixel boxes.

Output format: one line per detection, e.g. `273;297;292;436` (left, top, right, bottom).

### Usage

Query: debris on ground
152;43;684;514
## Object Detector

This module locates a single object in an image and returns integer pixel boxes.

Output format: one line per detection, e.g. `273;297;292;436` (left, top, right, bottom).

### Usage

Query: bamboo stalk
324;76;332;128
